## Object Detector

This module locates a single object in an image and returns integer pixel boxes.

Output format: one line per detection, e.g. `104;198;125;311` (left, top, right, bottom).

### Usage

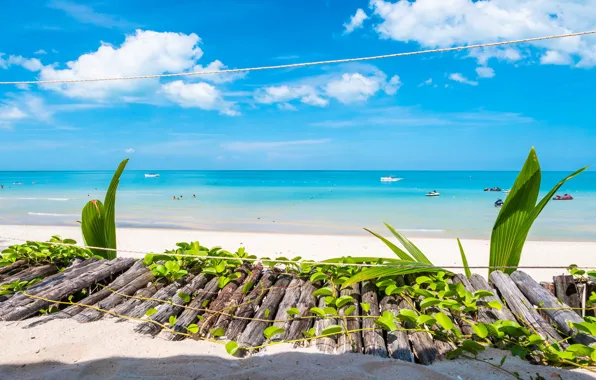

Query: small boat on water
484;187;502;192
553;194;573;200
144;173;160;178
12;182;23;185
380;176;403;182
503;189;510;193
425;190;440;197
495;199;504;208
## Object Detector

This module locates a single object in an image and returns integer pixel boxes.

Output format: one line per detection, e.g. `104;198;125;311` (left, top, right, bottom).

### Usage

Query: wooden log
314;287;337;354
269;277;302;341
361;281;387;357
125;280;189;320
469;274;516;321
161;276;221;340
490;271;565;346
540;282;555;296
0;264;58;286
0;258;135;321
74;269;155;323
108;284;160;318
511;271;596;346
237;274;292;351
337;282;363;354
211;265;263;334
195;266;250;337
135;274;210;336
553;275;581;317
225;269;279;341
446;276;474;336
398;296;439;365
0;260;26;277
285;280;317;341
380;295;414;362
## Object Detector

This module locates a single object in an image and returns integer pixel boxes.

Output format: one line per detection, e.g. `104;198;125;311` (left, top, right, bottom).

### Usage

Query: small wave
28;212;77;217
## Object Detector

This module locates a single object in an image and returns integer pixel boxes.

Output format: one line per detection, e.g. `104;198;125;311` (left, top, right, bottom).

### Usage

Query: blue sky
1;0;595;171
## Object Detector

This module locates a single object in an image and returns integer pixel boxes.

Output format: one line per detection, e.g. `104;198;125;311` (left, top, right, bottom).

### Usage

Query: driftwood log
469;274;516;322
314;285;337;353
124;280;189;319
0;260;26;277
270;277;302;341
380;295;415;362
109;284;161;318
361;281;387;357
0;264;58;286
399;295;439;365
553;275;582;316
337;282;363;354
285;280;317;341
511;271;596;346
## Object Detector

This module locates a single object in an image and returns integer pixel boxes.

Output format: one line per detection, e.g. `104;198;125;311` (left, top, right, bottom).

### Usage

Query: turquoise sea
1;170;595;240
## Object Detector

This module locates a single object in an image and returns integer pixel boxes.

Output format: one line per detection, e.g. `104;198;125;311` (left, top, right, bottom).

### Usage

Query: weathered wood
380;295;414;362
237;274;291;351
314;286;337;354
74;268;155;323
469;273;516;322
211;265;263;334
125;280;189;319
270;277;302;341
361;281;387;357
446;276;474;336
511;271;596;346
490;271;565;346
0;260;26;277
0;258;135;321
135;273;210;336
285;280;317;341
0;264;58;286
337;282;363;354
108;284;160;318
553;275;581;316
540;282;555;296
162;276;220;340
398;296;439;365
226;269;279;341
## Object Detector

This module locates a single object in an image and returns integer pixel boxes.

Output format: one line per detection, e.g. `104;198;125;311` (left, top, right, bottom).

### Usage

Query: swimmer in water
172;196;176;200
192;194;196;198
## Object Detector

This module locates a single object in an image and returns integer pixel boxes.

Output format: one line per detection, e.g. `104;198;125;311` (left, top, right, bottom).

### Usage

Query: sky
1;0;595;171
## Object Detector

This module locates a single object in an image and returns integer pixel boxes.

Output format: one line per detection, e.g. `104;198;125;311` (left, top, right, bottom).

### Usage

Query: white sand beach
1;224;595;282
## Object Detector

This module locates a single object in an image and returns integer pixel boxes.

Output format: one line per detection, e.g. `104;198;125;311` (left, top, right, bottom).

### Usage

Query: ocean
1;170;595;241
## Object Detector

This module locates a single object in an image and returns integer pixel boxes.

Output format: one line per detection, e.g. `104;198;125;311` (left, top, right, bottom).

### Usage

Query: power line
1;30;595;86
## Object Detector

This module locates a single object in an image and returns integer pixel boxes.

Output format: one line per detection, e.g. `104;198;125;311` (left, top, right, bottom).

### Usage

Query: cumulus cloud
0;54;43;71
540;50;573;65
255;85;329;107
190;59;246;84
476;67;495;78
34;49;47;55
344;8;368;34
277;103;297;111
125;148;135;153
368;0;596;67
449;73;478;86
325;72;399;103
418;78;433;87
162;80;238;115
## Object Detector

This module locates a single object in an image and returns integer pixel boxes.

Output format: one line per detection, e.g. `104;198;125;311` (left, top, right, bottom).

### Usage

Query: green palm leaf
341;262;448;289
383;222;432;264
81;200;107;258
457;238;471;278
102;158;129;257
363;228;415;261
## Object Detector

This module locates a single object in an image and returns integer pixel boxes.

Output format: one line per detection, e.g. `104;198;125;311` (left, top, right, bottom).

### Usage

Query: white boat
503;189;510;193
144;173;160;178
380;176;403;182
425;191;440;197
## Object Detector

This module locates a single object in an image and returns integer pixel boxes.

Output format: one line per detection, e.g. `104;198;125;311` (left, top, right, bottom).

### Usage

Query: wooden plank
0;258;135;321
74;268;155;323
490;271;566;346
161;276;220;340
511;271;596;346
237;274;292;351
225;269;279;341
211;265;263;335
337;282;363;354
134;273;210;336
468;274;516;322
285;280;317;341
314;286;337;354
269;277;302;341
380;295;414;362
0;264;58;286
553;275;581;316
361;281;387;357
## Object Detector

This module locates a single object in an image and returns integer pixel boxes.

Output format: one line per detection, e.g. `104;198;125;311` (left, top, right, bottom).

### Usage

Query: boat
553;194;573;200
503;189;510;193
425;190;440;197
484;187;502;192
494;199;504;208
12;182;23;185
380;176;403;182
144;173;160;178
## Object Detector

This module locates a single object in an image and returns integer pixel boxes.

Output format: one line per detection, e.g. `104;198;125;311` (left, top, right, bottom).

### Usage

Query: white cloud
190;59;246;84
255;85;329;107
449;73;478;86
48;0;137;29
540;50;573;65
125;148;135;153
277;103;297;111
38;30;203;99
161;80;237;115
418;78;433;87
34;49;47;55
221;139;331;152
476;66;495;78
0;54;43;71
325;73;382;103
344;8;368;34
368;0;596;67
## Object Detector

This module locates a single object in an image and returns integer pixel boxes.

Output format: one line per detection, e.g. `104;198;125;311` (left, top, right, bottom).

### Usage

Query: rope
1;30;595;86
0;234;591;270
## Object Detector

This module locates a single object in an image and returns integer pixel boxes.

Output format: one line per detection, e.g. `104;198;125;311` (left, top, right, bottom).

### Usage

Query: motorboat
12;182;23;185
144;173;160;178
484;187;502;192
380;176;403;182
553;194;573;200
494;199;504;208
425;190;440;197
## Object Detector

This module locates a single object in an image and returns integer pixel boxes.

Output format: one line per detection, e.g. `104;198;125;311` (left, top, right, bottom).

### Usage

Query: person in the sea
192;194;196;198
172;196;176;200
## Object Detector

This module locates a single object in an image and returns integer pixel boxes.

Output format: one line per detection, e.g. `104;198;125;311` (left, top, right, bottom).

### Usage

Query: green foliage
81;158;129;259
489;148;586;275
457;238;472;278
0;278;41;296
0;236;96;269
264;326;284;339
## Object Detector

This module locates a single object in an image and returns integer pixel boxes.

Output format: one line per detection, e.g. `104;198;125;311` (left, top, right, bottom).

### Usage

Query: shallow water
1;170;595;240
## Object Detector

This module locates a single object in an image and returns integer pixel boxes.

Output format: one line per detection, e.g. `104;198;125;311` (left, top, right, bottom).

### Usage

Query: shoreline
2;224;595;282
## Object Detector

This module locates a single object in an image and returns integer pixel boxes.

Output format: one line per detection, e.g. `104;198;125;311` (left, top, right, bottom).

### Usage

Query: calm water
1;170;595;240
